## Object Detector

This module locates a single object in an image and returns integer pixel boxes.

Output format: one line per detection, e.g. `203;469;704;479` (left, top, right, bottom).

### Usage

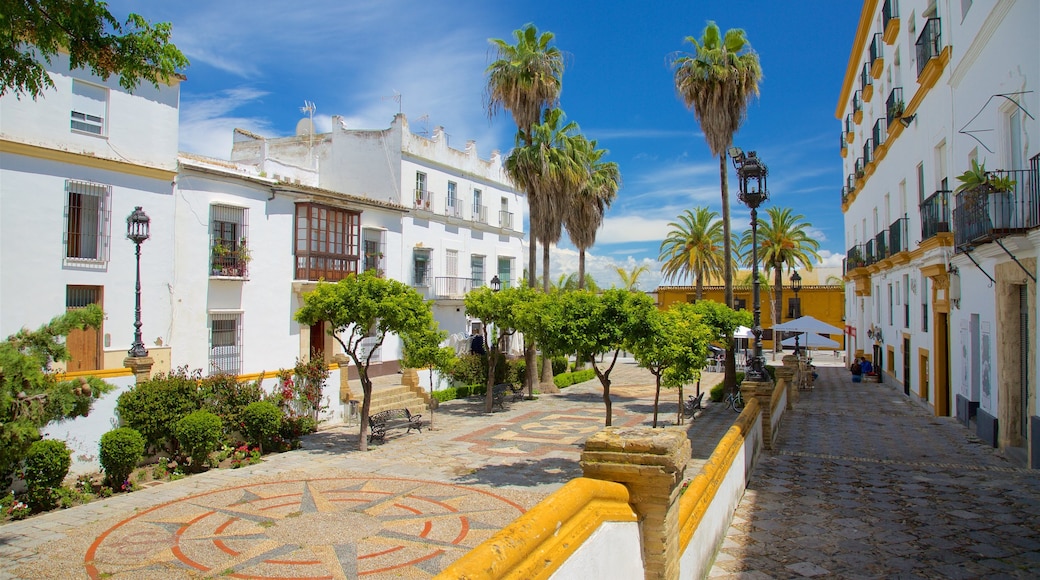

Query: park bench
491;384;525;410
683;392;705;417
368;408;423;442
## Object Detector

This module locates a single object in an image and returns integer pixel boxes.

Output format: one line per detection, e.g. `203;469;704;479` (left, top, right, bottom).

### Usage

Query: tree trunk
484;326;497;414
676;380;683;426
720;154;737;395
653;372;661;428
539;242;557;392
525;238;538;399
774;264;783;355
577;248;586;290
358;371;373;452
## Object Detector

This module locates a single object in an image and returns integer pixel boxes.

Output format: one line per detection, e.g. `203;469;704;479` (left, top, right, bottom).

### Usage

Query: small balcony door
66;285;102;371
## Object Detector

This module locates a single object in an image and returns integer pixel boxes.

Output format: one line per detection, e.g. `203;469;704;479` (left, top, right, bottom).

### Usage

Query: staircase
366;382;431;416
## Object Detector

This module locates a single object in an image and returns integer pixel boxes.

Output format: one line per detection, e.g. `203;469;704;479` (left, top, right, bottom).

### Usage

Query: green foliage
174;411;223;470
24;439;70;509
431;388;458;403
631;303;714;388
688;300;753;345
199;373;263;438
241;401;281;454
1;2;190;99
448;353;488;386
116;366;202;453
1;304;112;490
276;356;330;423
279;416;317;441
658;208;725;290
99;428;145;487
553;369;595;388
710;381;727;402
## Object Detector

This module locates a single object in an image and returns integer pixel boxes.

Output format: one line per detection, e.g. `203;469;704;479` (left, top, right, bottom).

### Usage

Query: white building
230;114;527;345
0;53;181;373
839;0;1038;466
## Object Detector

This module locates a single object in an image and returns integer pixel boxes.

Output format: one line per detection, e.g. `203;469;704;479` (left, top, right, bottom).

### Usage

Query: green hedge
116;367;201;453
175;411;223;470
553;369;596;388
24;439;71;509
241;401;281;453
99;428;145;487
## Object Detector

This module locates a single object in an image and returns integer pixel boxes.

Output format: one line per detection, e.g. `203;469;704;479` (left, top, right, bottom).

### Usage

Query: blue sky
112;0;861;289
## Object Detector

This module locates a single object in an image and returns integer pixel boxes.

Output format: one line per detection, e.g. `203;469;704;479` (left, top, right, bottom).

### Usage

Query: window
903;274;910;328
415;172;428;208
471;255;485;287
734;297;747;311
362;228;385;276
71;80;107;135
210;205;249;277
294;203;360;282
447;181;459;216
64;180;111;263
472;189;485;222
413;250;431;286
498;257;512;288
916;163;925;203
209;312;242;375
499;197;513;229
888;284;894;325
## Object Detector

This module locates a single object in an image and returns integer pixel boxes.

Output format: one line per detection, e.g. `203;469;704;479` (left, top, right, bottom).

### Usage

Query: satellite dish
295;118;315;136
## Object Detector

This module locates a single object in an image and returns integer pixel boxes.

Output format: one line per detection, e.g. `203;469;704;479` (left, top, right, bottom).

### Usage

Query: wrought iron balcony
916;18;942;78
953;157;1040;248
869;33;884;67
840;132;848;153
864;239;876;265
853;91;863;115
362;240;386;276
883;0;899;32
499;210;514;230
863;139;874;165
847;244;867;269
434;276;474;299
842;185;852;204
860;63;873;92
873;118;887;150
888;216;909;255
845;113;855;135
855;158;865;179
414;189;431;210
886;87;904;128
472;204;487;223
846;174;857;193
874;230;888;260
920;189;951;241
445;201;463;218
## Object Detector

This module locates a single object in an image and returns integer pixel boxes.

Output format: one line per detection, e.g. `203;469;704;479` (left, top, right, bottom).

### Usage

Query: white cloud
548;246;665;291
179;88;273;158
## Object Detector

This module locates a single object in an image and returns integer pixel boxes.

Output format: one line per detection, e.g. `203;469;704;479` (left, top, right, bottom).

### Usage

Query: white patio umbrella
773;315;843;335
734;325;754;339
781;333;841;350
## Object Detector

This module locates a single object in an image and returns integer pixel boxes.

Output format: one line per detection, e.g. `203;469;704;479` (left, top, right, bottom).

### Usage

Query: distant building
838;0;1038;465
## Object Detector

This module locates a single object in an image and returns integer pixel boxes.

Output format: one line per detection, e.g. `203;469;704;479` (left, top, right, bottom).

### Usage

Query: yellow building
657;270;846;352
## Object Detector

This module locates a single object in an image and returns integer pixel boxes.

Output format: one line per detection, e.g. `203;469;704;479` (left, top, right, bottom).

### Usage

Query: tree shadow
452;456;582;489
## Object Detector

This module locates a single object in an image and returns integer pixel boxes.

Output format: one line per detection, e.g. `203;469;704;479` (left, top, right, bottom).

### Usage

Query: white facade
231;114;527;341
0;55;181;372
839;0;1038;466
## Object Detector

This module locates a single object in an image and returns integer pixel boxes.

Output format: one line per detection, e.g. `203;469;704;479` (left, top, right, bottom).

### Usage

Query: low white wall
772;385;787;441
679;412;763;579
549;521;643;580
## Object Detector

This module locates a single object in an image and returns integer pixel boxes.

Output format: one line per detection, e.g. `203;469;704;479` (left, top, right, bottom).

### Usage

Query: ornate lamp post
489;275;502;292
729;148;770;382
126;206;151;358
790;269;803;351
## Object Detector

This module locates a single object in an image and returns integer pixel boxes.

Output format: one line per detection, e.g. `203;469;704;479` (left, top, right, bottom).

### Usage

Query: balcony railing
362;240;386;276
414;189;431;210
886;87;904;127
499;210;514;230
847;244;867;270
840;132;848;153
920;189;951;241
916;18;942;78
870;33;884;67
860;63;873;92
853;91;863;115
888;216;909;255
883;0;899;31
873;118;887;150
845;113;854;134
863;139;874;165
842;185;852;204
874;230;888;260
864;239;876;265
445;201;463;218
846;174;857;193
855;158;865;179
953;158;1040;248
434;276;474;298
473;204;487;223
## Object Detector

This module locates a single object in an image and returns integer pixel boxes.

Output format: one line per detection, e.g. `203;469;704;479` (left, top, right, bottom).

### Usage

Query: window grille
209;312;243;375
64;180;111;263
210;205;249;277
471;255;485;288
413;250;431;286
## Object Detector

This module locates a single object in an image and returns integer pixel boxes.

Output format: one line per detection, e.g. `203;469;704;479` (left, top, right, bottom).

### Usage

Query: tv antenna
416;114;430;137
381;90;402;114
297;100;317;166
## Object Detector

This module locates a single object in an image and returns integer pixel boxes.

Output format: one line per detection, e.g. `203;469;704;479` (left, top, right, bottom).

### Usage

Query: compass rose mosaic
84;477;526;578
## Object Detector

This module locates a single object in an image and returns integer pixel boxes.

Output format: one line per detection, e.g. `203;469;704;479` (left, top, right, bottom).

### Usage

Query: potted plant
211;242;230;275
955;160;1017;229
233;238;252;277
888;99;905;121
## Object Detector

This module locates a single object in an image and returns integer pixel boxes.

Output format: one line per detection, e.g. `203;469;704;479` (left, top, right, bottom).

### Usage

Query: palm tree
614;264;650;291
672;21;761;392
658;208;726;300
738;207;820;352
486;23;563;396
565;137;620;289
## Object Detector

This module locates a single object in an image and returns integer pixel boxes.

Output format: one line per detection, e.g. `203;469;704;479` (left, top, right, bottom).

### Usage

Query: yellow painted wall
657;284;846;350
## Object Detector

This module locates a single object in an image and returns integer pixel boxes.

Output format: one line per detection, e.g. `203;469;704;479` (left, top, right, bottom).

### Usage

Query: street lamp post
729;148;770;382
489;275;502;292
790;269;803;351
126;206;151;358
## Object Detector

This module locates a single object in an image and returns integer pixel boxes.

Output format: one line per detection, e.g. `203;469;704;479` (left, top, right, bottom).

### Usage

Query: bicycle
724;390;744;413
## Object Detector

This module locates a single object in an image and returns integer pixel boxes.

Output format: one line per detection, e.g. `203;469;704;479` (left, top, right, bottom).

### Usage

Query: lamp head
899;114;916;128
490;275;501;292
790;270;802;293
736;151;769;208
727;146;743;160
126;206;151;244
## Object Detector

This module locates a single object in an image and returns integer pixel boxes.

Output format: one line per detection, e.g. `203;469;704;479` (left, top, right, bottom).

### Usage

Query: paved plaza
0;361;733;579
1;356;1037;578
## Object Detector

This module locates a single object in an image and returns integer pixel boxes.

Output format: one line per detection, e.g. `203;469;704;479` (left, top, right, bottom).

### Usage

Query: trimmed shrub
200;373;263;438
279;416;318;441
175;411;223;470
448;353;487;386
99;428;145;487
241;401;282;453
710;381;727;402
551;356;568;376
431;387;457;403
116;366;202;453
24;439;71;509
553;369;596;388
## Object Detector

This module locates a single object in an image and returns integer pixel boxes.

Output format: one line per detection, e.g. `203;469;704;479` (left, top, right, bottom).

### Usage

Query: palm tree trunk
577;249;586;290
540;241;557;391
719;154;737;394
525;237;538;399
